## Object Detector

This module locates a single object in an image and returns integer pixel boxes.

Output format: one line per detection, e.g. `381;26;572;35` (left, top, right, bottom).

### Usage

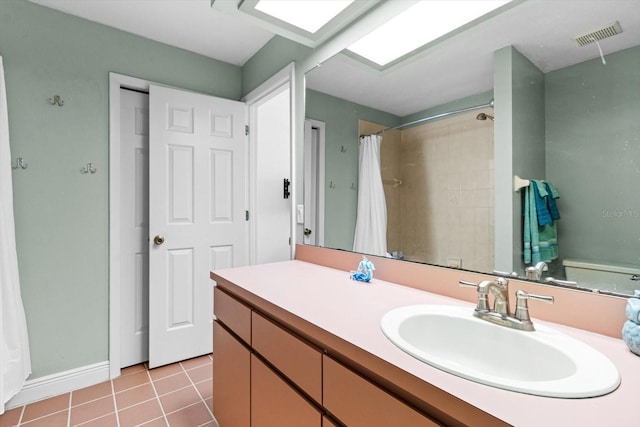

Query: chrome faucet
459;277;554;331
525;261;548;281
477;277;510;315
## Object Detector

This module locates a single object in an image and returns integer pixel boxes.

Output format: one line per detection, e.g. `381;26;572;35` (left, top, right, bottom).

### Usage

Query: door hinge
289;237;291;245
245;210;249;221
245;125;249;136
283;178;291;199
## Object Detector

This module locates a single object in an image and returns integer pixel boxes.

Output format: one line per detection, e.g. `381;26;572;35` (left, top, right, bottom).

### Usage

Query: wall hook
351;182;357;190
81;163;97;174
340;145;347;153
49;95;64;106
329;181;336;189
12;157;28;170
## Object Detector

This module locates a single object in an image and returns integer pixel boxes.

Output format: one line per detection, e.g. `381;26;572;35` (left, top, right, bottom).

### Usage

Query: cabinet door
252;311;322;403
212;322;250;427
251;354;322;427
323;356;440;427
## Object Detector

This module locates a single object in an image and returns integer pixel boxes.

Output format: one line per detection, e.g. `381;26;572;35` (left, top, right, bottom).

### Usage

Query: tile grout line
179;360;215;421
110;379;121;427
17;405;25;426
74;411;118;427
67;391;72;427
17;407;68;425
145;369;170;426
68;391;117;427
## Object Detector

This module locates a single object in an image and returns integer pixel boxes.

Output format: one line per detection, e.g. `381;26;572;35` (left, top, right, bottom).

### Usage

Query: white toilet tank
562;258;640;295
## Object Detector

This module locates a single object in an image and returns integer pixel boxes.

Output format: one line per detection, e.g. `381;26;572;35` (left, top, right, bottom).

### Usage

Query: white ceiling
29;0;275;66
306;0;640;116
29;0;640;117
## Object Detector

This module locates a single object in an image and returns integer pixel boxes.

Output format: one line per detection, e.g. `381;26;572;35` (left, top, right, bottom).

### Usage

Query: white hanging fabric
353;134;387;257
0;56;31;413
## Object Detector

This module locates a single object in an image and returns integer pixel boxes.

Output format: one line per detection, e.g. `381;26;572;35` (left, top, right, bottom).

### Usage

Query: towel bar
514;175;530;192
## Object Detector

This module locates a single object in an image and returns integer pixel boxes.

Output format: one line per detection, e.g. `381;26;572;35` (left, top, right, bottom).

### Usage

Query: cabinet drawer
252;311;323;403
214;287;251;344
323;356;440;427
251;354;322;427
212;322;250;427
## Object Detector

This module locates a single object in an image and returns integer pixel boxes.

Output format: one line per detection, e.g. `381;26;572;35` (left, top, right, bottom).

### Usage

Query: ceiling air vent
572;21;623;46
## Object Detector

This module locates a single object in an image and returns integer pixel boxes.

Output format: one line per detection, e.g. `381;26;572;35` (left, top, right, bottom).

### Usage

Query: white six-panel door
148;85;248;368
119;89;150;368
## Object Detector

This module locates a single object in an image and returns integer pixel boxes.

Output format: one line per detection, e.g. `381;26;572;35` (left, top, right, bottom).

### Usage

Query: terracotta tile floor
1;354;218;427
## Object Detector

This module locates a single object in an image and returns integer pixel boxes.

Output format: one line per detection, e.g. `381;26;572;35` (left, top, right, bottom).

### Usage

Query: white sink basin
380;305;620;398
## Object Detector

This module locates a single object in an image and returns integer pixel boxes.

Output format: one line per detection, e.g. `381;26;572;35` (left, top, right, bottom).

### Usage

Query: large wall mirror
303;0;640;296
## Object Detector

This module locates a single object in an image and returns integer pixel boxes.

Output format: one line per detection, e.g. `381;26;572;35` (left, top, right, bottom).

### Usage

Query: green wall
510;48;546;274
0;0;241;379
305;89;399;250
493;46;545;275
241;36;311;96
545;45;640;267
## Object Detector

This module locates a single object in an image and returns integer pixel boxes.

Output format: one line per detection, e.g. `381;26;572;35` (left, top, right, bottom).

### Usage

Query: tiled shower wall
360;109;494;272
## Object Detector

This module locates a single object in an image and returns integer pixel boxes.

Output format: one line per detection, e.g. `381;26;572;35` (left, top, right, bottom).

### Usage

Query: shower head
476;112;494;121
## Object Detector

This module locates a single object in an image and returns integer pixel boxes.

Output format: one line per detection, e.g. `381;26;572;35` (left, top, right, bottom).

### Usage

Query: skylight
347;1;511;66
254;0;355;34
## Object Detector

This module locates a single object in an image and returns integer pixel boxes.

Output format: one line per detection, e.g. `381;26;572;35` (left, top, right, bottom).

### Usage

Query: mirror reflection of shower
476;112;494;121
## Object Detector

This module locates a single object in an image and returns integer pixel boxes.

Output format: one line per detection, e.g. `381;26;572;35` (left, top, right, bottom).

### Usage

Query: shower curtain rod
364;99;494;137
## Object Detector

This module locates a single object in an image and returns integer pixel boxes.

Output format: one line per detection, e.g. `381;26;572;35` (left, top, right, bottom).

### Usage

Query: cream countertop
212;260;640;427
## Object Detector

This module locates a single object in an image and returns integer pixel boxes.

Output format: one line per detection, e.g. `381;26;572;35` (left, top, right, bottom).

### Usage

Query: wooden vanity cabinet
213;287;324;427
323;356;440;427
212;288;252;427
251;354;322;427
212;322;250;427
213;285;438;427
251;311;323;404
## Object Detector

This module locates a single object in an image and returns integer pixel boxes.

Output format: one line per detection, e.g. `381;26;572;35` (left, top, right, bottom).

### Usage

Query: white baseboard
5;361;110;409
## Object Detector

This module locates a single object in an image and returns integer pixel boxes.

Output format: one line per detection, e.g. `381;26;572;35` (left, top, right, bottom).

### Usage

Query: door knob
153;235;165;245
304;228;312;236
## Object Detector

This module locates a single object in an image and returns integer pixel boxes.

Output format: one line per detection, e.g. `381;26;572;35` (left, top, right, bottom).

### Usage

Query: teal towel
523;184;558;264
523;185;538;264
533;180;561;225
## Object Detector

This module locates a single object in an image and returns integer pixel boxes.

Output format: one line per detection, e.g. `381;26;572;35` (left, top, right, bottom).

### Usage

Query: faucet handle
458;280;479;288
459;277;509;288
514;290;554;325
458;280;491;311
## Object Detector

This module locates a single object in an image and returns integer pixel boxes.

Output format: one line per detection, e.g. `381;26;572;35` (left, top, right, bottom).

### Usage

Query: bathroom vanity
211;246;640;427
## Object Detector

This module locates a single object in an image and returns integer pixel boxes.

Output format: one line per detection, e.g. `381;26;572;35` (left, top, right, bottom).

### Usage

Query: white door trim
243;63;296;263
109;73;160;379
304;119;326;247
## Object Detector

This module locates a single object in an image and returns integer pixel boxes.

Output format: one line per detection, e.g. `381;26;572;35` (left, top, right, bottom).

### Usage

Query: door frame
242;63;296;263
304;118;326;247
109;72;156;379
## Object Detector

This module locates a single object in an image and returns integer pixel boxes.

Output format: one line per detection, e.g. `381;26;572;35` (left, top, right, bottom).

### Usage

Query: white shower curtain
0;56;31;413
353;134;387;257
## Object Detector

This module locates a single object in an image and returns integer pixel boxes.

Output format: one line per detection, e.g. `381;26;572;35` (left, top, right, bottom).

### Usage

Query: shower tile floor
0;354;219;427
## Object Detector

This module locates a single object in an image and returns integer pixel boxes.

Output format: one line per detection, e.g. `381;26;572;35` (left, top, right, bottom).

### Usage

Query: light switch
296;205;304;224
